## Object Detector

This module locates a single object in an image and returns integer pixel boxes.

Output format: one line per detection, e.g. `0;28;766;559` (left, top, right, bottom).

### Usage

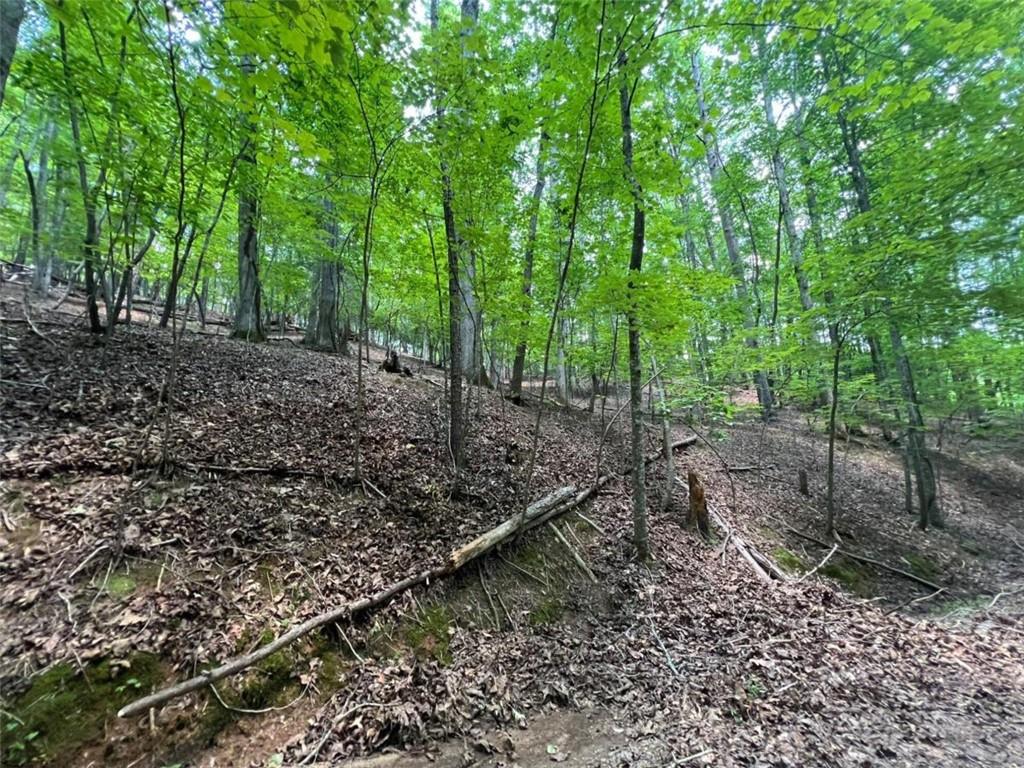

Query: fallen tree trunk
709;508;779;585
119;437;697;718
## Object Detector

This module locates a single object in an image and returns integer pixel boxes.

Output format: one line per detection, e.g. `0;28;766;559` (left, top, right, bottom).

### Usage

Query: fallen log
117;491;582;719
119;437;696;719
782;525;943;592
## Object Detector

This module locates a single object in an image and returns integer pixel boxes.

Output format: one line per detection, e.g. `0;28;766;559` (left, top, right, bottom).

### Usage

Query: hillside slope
2;306;1023;767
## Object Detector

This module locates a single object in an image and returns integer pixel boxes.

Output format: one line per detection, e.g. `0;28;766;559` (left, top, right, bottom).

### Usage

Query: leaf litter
1;308;1023;767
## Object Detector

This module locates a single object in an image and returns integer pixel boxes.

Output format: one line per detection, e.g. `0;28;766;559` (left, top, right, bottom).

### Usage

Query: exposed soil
2;298;1023;767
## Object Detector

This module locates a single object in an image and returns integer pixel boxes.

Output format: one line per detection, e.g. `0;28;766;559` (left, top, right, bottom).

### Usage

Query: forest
1;0;1023;765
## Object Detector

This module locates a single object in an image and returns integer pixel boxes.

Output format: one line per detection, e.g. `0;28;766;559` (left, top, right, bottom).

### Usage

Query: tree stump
687;471;710;539
381;349;413;377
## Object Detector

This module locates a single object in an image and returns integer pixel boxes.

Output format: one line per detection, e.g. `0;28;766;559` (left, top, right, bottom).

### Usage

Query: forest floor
2;292;1024;767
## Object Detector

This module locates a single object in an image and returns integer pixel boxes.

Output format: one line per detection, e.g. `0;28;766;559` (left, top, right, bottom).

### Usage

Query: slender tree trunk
18;150;40;275
443;178;464;471
232;55;264;342
825;338;842;538
619;58;649;562
691;53;772;418
0;117;30;213
26;118;55;294
838;107;939;528
887;313;940;528
556;314;569;403
759;52;812;313
58;20;103;332
0;0;25;110
510;130;547;400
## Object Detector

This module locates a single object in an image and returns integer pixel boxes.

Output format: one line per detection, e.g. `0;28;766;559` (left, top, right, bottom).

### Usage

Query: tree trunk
18;150;39;277
510;130;547;400
58;20;103;332
825;338;842;538
443;179;464;471
198;276;209;328
232;56;264;342
0;0;25;110
759;50;812;313
619;59;649;562
307;202;343;352
691;53;771;418
838;106;939;528
887;315;940;529
29;118;56;294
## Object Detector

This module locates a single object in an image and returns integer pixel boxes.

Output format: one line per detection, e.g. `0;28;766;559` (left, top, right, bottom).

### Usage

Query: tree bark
306;201;344;352
510;130;547;400
232;55;264;342
0;0;25;110
456;0;484;386
18;150;39;278
432;0;464;473
58;19;103;332
30;119;56;295
619;58;649;562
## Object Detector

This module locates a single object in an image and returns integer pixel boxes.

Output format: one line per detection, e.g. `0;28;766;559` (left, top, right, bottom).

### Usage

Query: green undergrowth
820;557;874;596
403;604;455;664
1;655;163;766
357;521;594;665
772;547;806;574
903;552;941;582
0;519;594;765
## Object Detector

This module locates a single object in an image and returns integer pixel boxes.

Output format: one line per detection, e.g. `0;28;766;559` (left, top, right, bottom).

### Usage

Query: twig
478;562;501;629
548;521;598;583
884;587;946;616
783;525;943;592
495;589;516;631
208;680;310;714
69;543;110;580
334;623;365;663
988;586;1024;611
796;544;839;583
22;295;59;349
672;748;713;765
574;510;607;536
497;551;548;587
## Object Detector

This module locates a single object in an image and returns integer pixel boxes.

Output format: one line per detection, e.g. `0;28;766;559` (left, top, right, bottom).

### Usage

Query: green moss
904;553;941;581
513;540;548;572
104;573;137;598
316;649;348;692
527;596;564;626
1;655;163;765
404;605;453;664
772;547;805;574
821;558;873;596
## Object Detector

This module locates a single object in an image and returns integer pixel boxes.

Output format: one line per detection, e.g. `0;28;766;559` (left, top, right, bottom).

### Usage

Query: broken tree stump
381;349;413;377
687;471;711;539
